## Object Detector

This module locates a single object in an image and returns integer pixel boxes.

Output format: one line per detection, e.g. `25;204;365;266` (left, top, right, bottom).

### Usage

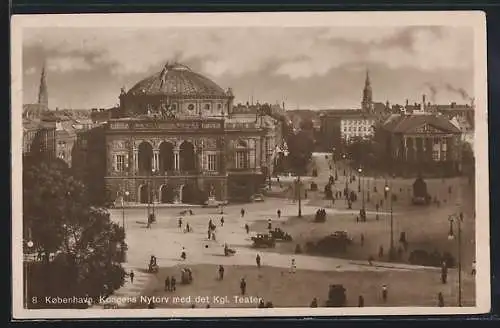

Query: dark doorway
139;184;149;204
160;184;175;203
181;184;197;204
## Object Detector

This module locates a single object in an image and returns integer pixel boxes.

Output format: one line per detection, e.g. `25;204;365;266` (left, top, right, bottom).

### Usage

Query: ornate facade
376;113;463;176
103;62;280;204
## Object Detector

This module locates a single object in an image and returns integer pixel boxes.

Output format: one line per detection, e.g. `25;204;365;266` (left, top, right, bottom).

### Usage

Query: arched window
179;141;196;171
204;104;211;111
138;142;153;174
159;142;174;173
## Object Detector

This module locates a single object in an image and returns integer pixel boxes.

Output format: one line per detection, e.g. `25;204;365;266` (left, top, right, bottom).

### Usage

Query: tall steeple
361;69;373;112
37;64;48;109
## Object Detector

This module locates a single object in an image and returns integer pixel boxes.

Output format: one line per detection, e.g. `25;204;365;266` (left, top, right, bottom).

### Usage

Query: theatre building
376;110;463;177
100;62;279;204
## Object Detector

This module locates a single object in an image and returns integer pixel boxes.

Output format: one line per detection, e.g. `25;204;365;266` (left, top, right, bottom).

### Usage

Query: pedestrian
241;208;245;218
310;297;318;307
178;217;183;229
165;276;170;291
186;223;191;233
471;260;476;276
130;270;134;284
277;209;281;218
171;276;176;291
256;254;261;268
368;255;374;266
148;300;155;309
441;264;448;284
240;278;247;295
181;248;187;260
438;292;444;307
218;265;225;280
290;258;296;273
220;216;224;227
305;190;308;199
375;204;379;212
356;216;359;223
267;219;272;230
245;223;250;234
382;284;388;303
358;295;364;307
360;233;364;247
378;246;384;258
258;299;265;308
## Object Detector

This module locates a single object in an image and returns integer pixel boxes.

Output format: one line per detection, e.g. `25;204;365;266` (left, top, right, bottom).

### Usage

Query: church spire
362;69;373;112
38;64;48;109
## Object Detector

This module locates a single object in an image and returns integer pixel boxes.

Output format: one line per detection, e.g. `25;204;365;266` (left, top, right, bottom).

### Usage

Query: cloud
23;26;473;81
47;56;92;73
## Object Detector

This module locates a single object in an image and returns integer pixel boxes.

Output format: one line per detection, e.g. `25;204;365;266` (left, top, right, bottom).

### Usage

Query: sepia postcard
11;11;490;319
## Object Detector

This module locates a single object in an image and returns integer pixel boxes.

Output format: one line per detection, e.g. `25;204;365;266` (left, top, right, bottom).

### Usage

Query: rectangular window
432;150;440;161
208;154;218;171
116;154;126;172
235;151;248;169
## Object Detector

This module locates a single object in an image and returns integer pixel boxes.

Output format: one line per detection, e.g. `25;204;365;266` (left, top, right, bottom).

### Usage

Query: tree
286;129;314;217
23;158;127;308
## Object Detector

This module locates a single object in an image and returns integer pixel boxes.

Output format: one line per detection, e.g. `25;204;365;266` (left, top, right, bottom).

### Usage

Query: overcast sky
22;26;474;110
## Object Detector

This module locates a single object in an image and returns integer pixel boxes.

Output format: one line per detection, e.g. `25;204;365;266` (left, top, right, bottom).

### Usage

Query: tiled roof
382;114;461;134
127;63;226;97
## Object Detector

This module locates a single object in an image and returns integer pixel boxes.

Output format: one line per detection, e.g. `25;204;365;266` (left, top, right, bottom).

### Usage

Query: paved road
113;201;433;274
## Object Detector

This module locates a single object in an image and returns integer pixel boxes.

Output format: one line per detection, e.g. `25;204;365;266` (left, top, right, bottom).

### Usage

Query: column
198;146;203;172
153;150;160;171
174;150;180;170
133;148;138;174
403;136;408;161
438;138;443;161
412;137;417;162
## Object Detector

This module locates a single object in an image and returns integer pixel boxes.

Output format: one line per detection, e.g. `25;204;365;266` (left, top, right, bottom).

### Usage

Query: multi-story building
340;113;377;143
89;62;281;204
319;70;389;153
22;119;56;162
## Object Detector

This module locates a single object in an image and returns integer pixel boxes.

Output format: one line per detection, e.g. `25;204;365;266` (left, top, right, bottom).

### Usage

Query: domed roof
127;62;227;97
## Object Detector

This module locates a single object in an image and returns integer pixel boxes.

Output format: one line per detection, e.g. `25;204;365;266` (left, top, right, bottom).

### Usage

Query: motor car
251;233;276;248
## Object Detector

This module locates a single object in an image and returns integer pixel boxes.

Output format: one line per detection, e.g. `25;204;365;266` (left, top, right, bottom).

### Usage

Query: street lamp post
384;181;394;258
151;168;156;219
122;190;129;230
448;212;464;307
24;239;34;309
358;167;364;210
358;170;361;193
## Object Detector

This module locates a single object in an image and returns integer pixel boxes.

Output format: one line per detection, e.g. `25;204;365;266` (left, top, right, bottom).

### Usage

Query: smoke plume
444;83;472;102
423;82;437;103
